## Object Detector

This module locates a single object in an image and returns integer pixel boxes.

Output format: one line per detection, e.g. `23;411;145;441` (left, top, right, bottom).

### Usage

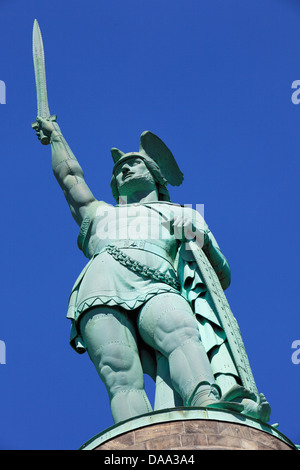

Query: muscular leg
137;293;220;407
79;306;152;423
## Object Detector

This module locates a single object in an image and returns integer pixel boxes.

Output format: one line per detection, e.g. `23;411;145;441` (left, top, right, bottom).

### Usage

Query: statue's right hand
32;115;57;145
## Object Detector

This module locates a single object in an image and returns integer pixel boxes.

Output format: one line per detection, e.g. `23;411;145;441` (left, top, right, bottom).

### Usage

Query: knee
93;343;144;397
154;310;200;356
138;293;201;357
161;324;200;357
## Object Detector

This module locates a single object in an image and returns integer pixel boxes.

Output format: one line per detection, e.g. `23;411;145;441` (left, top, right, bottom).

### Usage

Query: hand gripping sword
31;19;57;145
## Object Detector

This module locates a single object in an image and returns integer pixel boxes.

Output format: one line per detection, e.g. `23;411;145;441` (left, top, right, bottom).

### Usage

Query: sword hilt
32;114;57;145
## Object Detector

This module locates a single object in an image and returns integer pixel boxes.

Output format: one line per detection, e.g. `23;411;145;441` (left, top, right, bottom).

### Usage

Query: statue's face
115;157;156;197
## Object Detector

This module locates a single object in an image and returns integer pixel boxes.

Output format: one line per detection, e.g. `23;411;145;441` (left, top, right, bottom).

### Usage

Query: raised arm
34;117;97;226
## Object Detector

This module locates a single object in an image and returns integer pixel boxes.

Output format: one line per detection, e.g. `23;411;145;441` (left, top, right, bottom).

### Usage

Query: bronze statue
32;20;271;425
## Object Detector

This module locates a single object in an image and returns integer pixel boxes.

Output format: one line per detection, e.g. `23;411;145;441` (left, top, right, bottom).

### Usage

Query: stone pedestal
80;408;297;451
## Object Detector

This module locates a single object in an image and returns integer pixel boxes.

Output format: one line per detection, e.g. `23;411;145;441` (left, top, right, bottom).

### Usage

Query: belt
95;239;175;268
105;244;180;291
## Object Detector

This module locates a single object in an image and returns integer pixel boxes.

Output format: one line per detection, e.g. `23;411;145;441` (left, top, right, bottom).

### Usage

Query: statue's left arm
187;210;231;290
202;228;231;290
165;210;231;290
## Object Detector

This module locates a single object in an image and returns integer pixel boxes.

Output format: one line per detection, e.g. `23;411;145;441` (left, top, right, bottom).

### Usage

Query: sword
31;19;57;145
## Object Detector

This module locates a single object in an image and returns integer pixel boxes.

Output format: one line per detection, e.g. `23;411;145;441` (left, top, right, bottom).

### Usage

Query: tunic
71;201;187;316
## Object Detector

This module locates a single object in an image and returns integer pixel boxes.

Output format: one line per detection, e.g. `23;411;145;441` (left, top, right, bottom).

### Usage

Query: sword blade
32;19;50;118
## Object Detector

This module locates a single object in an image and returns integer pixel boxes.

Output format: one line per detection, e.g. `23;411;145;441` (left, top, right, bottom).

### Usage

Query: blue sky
0;0;299;450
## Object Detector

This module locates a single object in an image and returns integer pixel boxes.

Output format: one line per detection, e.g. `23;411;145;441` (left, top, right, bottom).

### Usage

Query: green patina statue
32;20;271;425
